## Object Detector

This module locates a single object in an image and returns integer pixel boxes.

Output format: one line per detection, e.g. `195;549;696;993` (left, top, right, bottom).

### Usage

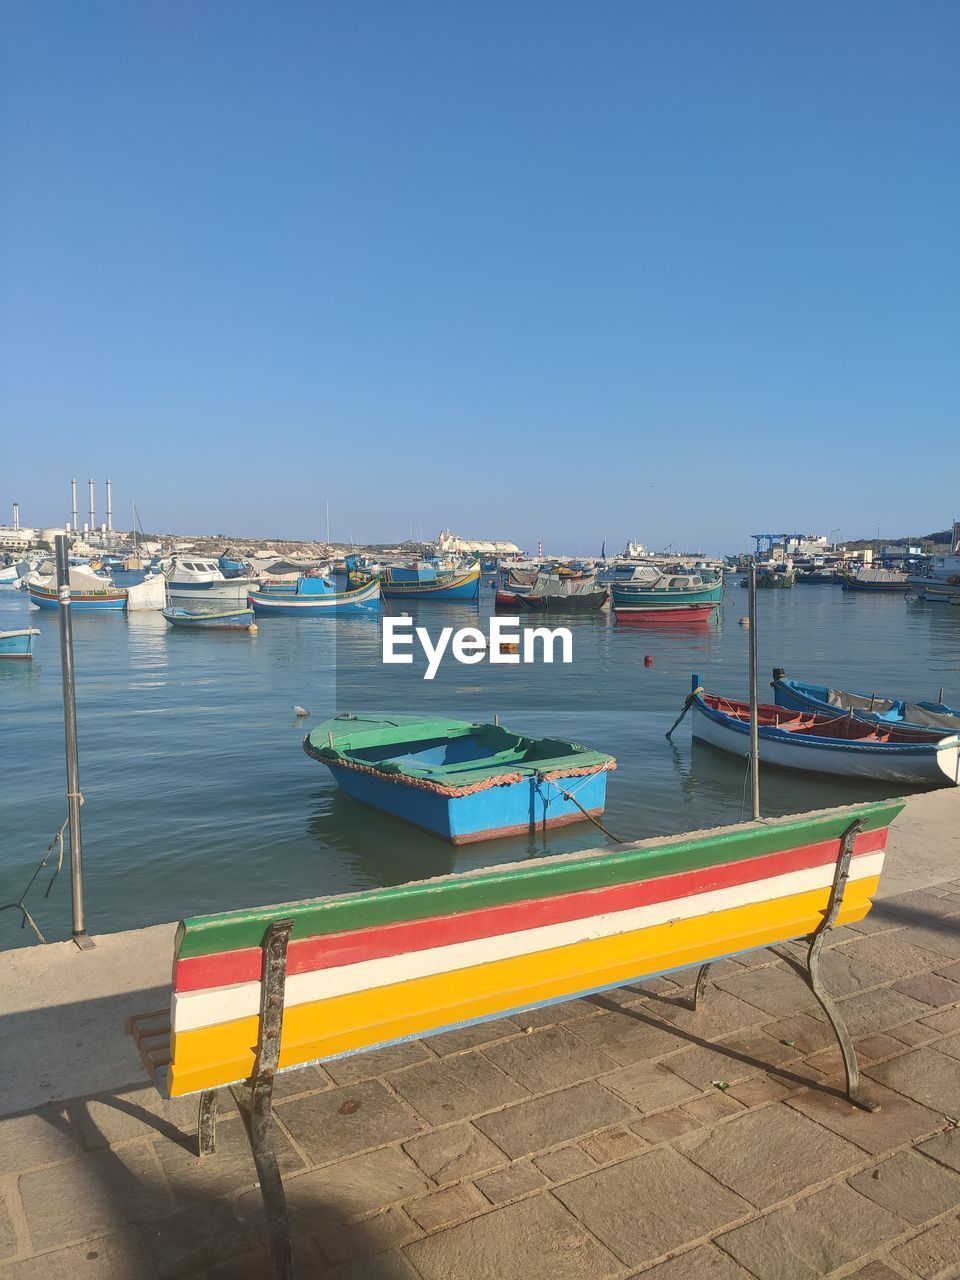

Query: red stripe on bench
174;827;887;993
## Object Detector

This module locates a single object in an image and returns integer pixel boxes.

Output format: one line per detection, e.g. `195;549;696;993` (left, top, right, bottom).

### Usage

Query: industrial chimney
105;479;113;533
12;502;20;531
71;478;78;532
88;479;95;530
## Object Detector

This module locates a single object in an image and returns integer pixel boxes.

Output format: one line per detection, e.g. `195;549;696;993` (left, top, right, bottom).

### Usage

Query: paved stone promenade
2;874;960;1279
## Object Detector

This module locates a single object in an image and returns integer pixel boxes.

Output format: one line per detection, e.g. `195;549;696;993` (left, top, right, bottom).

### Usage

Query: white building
438;529;520;557
0;525;35;550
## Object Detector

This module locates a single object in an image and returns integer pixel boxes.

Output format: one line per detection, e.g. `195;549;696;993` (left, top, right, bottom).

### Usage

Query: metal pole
748;563;761;819
54;534;94;950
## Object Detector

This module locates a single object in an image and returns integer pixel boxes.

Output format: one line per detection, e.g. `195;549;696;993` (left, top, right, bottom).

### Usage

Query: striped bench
128;798;902;1279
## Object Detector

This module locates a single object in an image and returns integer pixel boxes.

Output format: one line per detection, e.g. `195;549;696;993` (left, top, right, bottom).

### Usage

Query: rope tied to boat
665;686;704;740
534;771;630;844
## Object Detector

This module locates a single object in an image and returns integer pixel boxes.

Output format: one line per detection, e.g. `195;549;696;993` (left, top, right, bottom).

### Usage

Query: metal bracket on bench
779;817;879;1113
687;818;878;1114
196;917;297;1280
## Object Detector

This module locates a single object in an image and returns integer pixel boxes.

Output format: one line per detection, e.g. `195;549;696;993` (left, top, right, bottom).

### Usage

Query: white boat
908;521;960;603
0;559;28;587
163;557;251;604
691;689;960;786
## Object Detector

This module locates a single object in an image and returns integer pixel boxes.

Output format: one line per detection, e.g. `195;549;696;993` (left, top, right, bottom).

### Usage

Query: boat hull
611;584;722;608
841;579;907;593
0;628;40;658
381;568;480;601
515;590;608;612
615;604;717;624
163;608;255;630
249;578;380;615
28;586;126;611
324;762;609;843
692;699;960;785
166;580;251;604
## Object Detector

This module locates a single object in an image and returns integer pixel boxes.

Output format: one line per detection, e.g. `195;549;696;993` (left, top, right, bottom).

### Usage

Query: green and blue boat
304;714;616;843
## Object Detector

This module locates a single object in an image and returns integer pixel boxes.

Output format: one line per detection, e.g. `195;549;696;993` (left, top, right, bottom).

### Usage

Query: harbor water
2;577;958;948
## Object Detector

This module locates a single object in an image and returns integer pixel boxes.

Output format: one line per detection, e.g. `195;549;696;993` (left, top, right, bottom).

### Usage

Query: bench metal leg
198;1089;219;1156
216;917;296;1280
782;818;879;1113
687;962;713;1011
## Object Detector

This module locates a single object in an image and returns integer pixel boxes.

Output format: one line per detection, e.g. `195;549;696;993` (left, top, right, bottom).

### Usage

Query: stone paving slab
1;804;960;1279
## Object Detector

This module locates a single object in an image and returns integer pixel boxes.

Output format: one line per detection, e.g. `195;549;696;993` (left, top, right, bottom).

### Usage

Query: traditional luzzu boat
380;561;480;602
304;714;616;843
690;682;960;785
0;628;41;658
162;607;256;630
248;575;380;616
27;582;127;610
771;672;960;732
612;568;722;624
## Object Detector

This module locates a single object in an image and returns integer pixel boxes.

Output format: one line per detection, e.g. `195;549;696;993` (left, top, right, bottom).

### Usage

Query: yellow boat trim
167;877;877;1095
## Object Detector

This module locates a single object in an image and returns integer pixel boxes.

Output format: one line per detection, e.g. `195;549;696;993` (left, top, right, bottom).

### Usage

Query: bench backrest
164;799;901;1097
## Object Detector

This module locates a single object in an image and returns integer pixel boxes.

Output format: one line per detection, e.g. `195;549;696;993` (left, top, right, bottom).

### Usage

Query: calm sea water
2;577;958;949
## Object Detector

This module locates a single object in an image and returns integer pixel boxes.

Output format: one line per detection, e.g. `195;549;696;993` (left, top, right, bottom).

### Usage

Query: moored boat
162;607;256;630
381;562;480;602
841;567;908;593
690;684;960;785
304;714;616;843
771;672;960;732
0;628;41;658
514;573;608;612
611;570;722;622
27;583;127;611
164;557;252;604
248;575;380;616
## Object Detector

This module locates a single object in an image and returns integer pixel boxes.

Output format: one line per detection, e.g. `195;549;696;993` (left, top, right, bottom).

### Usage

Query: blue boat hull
0;630;39;658
326;763;608;843
28;587;126;611
772;677;960;730
163;608;254;629
381;569;480;602
249;578;380;616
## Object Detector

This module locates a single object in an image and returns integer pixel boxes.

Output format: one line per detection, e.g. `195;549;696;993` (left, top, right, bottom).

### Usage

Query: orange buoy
644;654;654;666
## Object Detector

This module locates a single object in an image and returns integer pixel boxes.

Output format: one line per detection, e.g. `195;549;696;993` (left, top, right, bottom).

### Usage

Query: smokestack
105;479;113;533
12;502;20;531
88;479;95;530
71;479;78;532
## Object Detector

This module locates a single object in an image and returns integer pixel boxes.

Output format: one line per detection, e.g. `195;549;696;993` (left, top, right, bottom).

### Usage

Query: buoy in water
739;617;750;628
644;654;654;667
248;623;258;634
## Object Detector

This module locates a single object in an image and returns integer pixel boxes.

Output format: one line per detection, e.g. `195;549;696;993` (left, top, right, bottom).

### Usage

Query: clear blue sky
1;1;957;555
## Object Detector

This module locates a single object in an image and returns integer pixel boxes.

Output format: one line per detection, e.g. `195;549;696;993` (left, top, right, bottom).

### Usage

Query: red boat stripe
174;827;886;992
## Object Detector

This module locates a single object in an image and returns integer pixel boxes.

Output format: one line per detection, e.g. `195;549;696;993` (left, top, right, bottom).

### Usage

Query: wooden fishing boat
515;579;608;612
304;714;616;843
691;687;960;785
0;628;40;658
611;571;722;620
381;563;480;602
771;673;960;732
27;583;127;611
755;567;795;588
162;607;255;630
841;568;908;593
248;575;380;616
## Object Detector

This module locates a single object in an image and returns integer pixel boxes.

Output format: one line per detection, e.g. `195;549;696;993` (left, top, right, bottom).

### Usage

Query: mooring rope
536;772;630;845
0;803;79;943
665;686;704;740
